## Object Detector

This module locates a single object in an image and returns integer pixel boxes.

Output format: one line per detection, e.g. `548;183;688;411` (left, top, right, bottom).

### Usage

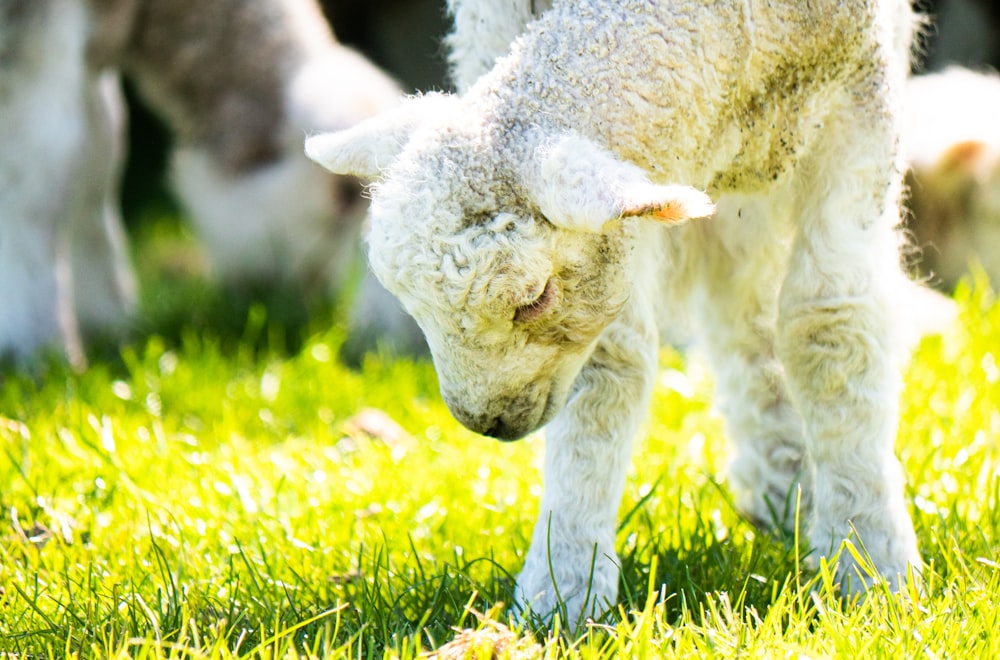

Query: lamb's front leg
516;295;658;625
777;93;920;595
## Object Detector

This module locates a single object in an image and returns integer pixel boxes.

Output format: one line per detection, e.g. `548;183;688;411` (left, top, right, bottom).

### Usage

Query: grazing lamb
0;0;402;363
307;0;922;622
904;67;1000;289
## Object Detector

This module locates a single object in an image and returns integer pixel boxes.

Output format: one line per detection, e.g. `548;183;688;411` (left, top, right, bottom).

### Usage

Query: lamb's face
367;159;638;440
304;92;714;440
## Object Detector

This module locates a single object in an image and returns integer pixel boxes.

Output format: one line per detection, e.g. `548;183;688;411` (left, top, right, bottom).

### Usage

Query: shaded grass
0;219;999;657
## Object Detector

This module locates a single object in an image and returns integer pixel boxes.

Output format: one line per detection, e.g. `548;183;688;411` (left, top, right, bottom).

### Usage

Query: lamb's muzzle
444;377;561;441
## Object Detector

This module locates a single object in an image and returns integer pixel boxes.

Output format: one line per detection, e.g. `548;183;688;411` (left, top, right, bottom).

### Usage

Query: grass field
1;219;999;658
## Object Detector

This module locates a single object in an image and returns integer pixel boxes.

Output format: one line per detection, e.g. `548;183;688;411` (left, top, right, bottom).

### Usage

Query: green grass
1;219;999;658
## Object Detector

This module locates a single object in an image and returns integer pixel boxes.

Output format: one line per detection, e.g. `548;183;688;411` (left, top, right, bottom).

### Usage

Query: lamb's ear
305;93;454;180
526;134;715;232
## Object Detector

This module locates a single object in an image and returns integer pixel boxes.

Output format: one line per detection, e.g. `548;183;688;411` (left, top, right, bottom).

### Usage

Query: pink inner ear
622;185;716;223
651;202;691;223
618;183;715;224
620;199;690;222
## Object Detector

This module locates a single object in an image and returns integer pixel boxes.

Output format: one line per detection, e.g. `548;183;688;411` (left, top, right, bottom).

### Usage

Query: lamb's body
493;3;880;187
308;0;922;622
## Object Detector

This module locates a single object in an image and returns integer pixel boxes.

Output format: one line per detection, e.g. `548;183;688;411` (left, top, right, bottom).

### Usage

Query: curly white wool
308;0;925;623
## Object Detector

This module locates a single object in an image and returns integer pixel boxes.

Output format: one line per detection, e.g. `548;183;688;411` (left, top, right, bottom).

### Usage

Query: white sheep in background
0;0;403;363
308;0;923;622
904;66;1000;290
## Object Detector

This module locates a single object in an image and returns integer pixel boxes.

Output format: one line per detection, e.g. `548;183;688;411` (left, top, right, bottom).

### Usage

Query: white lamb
307;0;923;622
0;0;402;363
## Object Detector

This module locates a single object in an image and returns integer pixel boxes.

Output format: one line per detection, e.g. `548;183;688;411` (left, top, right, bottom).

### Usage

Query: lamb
0;0;404;363
307;0;923;622
904;67;1000;290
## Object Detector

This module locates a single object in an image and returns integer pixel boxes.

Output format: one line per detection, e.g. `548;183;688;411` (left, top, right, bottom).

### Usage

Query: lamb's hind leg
690;194;811;532
777;95;920;595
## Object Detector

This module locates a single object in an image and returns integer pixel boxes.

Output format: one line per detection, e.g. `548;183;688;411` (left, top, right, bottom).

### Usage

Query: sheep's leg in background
516;293;658;625
0;0;91;363
68;69;137;341
777;90;920;594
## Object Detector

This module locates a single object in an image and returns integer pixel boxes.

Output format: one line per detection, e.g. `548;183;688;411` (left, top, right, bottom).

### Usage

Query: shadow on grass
613;478;811;633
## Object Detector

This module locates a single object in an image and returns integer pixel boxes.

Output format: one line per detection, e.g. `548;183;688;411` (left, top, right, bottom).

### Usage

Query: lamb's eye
514;278;558;323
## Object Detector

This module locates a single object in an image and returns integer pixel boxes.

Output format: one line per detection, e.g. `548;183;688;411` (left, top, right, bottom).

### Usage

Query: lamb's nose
482;417;527;442
447;403;529;441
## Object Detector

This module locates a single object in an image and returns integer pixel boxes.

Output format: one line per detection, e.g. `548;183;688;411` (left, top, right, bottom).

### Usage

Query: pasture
1;216;999;657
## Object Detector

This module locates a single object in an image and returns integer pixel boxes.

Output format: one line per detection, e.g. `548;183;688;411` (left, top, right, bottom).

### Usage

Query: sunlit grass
1;222;998;657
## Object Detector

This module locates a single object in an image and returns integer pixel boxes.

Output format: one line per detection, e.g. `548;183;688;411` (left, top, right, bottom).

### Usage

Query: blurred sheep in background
0;0;407;366
904;67;1000;290
901;0;1000;290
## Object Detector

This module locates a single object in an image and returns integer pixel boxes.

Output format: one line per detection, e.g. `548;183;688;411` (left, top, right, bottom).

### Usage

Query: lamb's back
478;0;902;190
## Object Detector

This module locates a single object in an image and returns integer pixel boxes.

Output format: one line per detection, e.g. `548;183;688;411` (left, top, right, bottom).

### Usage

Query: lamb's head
306;94;713;440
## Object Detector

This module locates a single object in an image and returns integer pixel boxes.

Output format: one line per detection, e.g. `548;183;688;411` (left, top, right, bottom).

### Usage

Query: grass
1;217;999;658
